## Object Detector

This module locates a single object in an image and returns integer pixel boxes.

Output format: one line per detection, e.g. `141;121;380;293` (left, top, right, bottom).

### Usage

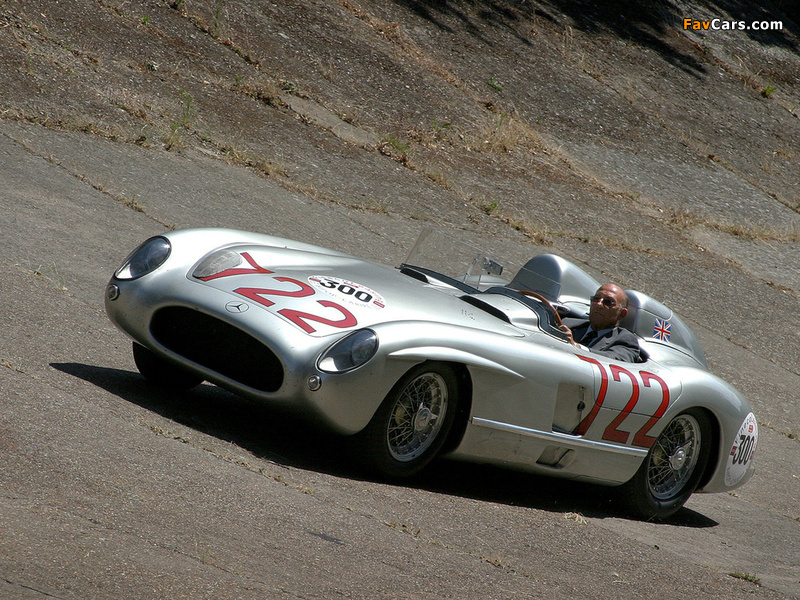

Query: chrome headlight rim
114;236;172;280
318;329;379;374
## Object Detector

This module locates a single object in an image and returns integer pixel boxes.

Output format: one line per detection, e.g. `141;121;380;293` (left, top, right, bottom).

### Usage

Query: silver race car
105;227;758;518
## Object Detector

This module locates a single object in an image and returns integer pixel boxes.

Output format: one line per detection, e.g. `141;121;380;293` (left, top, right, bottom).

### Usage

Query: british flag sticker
653;318;671;342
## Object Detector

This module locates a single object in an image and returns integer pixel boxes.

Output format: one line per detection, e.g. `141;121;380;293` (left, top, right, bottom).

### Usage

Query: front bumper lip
105;275;395;434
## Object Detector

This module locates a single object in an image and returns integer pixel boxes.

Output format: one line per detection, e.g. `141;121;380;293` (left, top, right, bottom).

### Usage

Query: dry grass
467;112;545;154
728;571;761;586
666;206;800;242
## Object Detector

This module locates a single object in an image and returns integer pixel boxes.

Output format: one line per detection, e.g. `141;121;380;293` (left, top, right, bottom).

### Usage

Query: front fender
313;321;527;435
388;346;525;379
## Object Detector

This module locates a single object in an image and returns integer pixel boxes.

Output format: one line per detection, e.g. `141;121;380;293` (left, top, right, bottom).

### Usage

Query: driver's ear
619;307;628;320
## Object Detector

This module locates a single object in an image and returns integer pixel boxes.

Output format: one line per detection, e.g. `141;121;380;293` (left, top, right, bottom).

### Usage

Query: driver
561;283;646;363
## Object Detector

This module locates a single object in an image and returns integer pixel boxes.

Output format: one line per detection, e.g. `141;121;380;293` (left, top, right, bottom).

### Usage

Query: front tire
132;342;203;391
357;362;459;478
619;409;712;519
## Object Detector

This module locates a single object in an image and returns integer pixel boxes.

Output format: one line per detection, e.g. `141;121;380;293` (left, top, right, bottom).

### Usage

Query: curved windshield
401;227;520;291
400;229;570;341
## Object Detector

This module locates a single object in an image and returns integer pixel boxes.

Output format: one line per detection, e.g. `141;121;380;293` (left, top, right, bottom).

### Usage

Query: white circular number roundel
725;412;758;487
308;276;386;310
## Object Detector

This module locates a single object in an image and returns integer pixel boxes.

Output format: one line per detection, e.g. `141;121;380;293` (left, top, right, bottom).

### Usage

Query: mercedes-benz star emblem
225;301;249;314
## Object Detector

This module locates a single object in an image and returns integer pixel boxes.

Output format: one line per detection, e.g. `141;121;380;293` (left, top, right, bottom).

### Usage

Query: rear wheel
619;409;712;519
132;342;203;391
357;362;459;478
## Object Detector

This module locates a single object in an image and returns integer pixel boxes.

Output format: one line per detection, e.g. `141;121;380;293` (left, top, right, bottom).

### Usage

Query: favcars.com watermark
683;18;783;31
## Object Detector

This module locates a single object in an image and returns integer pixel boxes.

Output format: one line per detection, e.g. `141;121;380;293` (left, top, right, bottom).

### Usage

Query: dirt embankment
1;1;799;599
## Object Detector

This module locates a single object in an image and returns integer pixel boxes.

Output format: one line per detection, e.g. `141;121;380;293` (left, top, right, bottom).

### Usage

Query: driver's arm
559;324;578;347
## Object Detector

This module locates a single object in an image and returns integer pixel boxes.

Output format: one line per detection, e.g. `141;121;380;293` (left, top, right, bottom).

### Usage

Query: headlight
318;329;378;373
191;249;242;280
114;236;171;280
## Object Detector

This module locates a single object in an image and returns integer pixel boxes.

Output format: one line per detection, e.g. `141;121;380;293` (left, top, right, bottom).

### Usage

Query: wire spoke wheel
646;414;701;500
358;362;460;478
386;372;448;462
619;409;712;519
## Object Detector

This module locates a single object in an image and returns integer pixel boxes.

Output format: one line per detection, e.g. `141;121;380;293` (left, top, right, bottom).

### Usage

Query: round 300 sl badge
308;276;386;310
725;412;758;487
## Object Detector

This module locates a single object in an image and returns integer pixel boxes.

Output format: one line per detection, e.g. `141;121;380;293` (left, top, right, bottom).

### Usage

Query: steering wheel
517;290;564;328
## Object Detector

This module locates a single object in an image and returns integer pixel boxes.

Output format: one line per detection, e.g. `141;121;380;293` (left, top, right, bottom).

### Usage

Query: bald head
588;283;628;330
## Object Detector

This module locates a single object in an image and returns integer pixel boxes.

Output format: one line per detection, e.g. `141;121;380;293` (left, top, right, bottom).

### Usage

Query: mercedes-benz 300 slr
105;227;757;518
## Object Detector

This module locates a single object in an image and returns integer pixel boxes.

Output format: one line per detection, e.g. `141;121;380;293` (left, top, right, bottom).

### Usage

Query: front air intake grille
150;307;284;392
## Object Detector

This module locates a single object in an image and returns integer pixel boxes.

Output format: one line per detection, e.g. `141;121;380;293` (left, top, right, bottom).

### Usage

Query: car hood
189;244;523;338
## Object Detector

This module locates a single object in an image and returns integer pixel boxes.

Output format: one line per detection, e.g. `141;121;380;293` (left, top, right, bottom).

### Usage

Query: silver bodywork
105;227;757;495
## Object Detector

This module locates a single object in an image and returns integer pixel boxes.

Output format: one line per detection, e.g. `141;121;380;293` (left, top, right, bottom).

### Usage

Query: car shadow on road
52;362;718;529
415;460;718;528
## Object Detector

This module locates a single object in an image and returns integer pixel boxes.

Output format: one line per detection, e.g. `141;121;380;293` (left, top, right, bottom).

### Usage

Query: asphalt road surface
1;122;798;600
